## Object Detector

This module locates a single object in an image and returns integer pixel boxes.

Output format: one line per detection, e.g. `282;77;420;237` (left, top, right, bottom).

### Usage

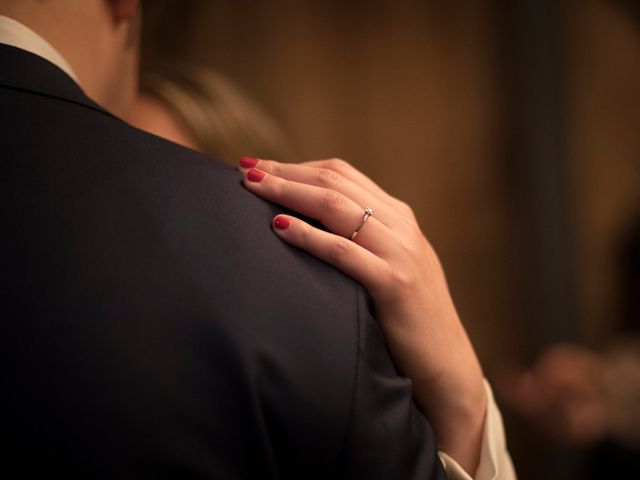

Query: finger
271;214;389;292
301;158;407;211
241;159;400;228
242;168;395;256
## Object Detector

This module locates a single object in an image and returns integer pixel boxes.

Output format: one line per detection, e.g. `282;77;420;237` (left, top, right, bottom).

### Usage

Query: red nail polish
247;169;265;182
273;216;290;230
239;157;259;168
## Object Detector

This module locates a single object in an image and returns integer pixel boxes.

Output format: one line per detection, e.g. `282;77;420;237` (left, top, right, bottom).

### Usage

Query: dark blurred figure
618;215;640;334
497;0;640;474
497;213;640;478
588;214;640;478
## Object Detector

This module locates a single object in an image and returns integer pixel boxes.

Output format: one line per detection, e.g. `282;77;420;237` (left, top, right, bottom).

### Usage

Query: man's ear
108;0;140;22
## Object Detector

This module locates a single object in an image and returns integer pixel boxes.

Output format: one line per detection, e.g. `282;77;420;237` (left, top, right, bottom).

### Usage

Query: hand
496;344;607;446
238;157;487;474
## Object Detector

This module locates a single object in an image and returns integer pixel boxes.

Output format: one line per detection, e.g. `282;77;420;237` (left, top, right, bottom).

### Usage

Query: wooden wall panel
568;0;640;342
143;0;517;369
141;0;640;394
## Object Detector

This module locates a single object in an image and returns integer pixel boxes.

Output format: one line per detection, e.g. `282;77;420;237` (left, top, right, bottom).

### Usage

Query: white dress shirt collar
0;15;79;83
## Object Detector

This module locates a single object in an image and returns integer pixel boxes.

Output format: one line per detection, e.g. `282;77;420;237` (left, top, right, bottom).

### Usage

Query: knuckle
389;267;412;289
264;160;281;175
397;200;412;213
327;158;350;172
406;221;423;239
405;239;423;259
297;222;312;245
371;263;396;294
396;200;415;218
329;238;352;262
321;190;346;212
317;168;341;187
271;175;287;196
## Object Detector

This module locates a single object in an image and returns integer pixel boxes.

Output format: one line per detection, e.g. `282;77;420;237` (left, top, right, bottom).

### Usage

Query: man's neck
0;15;79;83
0;2;138;117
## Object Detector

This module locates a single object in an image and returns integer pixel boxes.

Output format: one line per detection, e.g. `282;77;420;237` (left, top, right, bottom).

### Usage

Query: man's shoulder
1;45;445;479
11;85;365;398
4;92;368;474
107;118;362;323
59;100;366;360
4;81;364;347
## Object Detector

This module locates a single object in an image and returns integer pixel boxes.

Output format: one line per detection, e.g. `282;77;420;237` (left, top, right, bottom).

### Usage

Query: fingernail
239;156;259;168
247;169;265;182
273;216;290;230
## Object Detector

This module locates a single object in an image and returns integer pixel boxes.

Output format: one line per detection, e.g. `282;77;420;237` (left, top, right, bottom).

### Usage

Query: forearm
376;298;487;474
413;336;487;474
418;369;487;474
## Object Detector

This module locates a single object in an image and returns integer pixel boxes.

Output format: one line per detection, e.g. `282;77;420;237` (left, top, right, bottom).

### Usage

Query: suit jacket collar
0;15;79;82
0;43;117;120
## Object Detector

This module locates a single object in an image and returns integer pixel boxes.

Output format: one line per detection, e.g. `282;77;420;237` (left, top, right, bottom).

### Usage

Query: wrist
422;375;487;475
413;345;487;475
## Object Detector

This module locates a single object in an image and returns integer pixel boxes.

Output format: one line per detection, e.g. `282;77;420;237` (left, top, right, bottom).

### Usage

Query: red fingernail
239;156;259;168
247;168;265;182
273;216;290;230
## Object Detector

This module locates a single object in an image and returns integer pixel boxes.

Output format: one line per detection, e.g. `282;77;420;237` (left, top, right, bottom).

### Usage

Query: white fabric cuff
437;379;517;480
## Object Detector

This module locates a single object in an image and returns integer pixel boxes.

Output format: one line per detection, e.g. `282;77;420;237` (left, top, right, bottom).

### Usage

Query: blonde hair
141;63;293;164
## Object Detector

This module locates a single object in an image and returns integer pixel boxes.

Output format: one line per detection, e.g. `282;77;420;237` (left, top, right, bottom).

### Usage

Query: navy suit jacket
0;44;446;479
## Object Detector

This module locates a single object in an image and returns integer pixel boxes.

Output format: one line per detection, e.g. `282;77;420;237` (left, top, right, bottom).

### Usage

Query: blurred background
140;1;640;478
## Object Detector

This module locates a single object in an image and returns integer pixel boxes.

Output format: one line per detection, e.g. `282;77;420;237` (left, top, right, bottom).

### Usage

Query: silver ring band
350;207;374;240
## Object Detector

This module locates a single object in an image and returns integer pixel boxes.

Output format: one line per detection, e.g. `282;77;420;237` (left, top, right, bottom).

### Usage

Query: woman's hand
238;157;487;474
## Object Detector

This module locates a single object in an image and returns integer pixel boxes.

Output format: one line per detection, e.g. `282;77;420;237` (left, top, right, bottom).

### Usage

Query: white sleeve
437;380;517;480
